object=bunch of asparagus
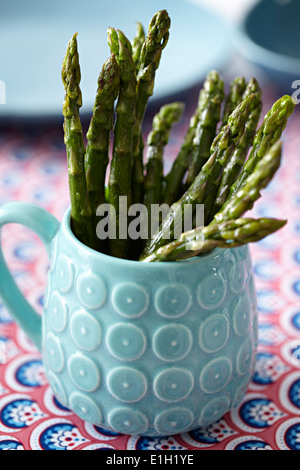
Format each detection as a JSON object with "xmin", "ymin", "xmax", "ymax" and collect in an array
[{"xmin": 61, "ymin": 10, "xmax": 295, "ymax": 262}]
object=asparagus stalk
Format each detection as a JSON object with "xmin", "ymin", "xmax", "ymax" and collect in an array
[
  {"xmin": 185, "ymin": 71, "xmax": 224, "ymax": 187},
  {"xmin": 140, "ymin": 94, "xmax": 254, "ymax": 258},
  {"xmin": 131, "ymin": 22, "xmax": 145, "ymax": 73},
  {"xmin": 211, "ymin": 79, "xmax": 262, "ymax": 217},
  {"xmin": 132, "ymin": 10, "xmax": 171, "ymax": 204},
  {"xmin": 163, "ymin": 94, "xmax": 203, "ymax": 206},
  {"xmin": 85, "ymin": 55, "xmax": 120, "ymax": 217},
  {"xmin": 144, "ymin": 102, "xmax": 184, "ymax": 229},
  {"xmin": 107, "ymin": 27, "xmax": 137, "ymax": 258},
  {"xmin": 214, "ymin": 140, "xmax": 282, "ymax": 224},
  {"xmin": 222, "ymin": 76, "xmax": 246, "ymax": 126},
  {"xmin": 202, "ymin": 189, "xmax": 219, "ymax": 225},
  {"xmin": 142, "ymin": 217, "xmax": 286, "ymax": 262},
  {"xmin": 61, "ymin": 33, "xmax": 95, "ymax": 248},
  {"xmin": 229, "ymin": 94, "xmax": 295, "ymax": 197}
]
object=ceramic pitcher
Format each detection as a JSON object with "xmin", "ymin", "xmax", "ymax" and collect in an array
[{"xmin": 0, "ymin": 201, "xmax": 258, "ymax": 436}]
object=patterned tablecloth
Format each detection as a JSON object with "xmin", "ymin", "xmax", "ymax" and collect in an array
[{"xmin": 0, "ymin": 82, "xmax": 299, "ymax": 451}]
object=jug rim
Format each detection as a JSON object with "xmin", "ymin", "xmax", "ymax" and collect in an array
[{"xmin": 61, "ymin": 206, "xmax": 247, "ymax": 268}]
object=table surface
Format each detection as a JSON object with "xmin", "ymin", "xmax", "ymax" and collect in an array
[{"xmin": 0, "ymin": 78, "xmax": 299, "ymax": 450}]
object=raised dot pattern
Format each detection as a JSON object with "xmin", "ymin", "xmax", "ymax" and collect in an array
[
  {"xmin": 106, "ymin": 323, "xmax": 146, "ymax": 361},
  {"xmin": 43, "ymin": 246, "xmax": 257, "ymax": 436}
]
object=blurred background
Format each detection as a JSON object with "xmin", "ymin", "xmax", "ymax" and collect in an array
[
  {"xmin": 0, "ymin": 0, "xmax": 300, "ymax": 451},
  {"xmin": 0, "ymin": 0, "xmax": 299, "ymax": 123}
]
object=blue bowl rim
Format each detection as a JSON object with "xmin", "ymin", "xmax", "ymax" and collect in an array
[{"xmin": 230, "ymin": 0, "xmax": 300, "ymax": 75}]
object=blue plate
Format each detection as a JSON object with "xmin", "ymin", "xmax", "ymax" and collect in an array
[
  {"xmin": 232, "ymin": 0, "xmax": 300, "ymax": 93},
  {"xmin": 0, "ymin": 0, "xmax": 229, "ymax": 118}
]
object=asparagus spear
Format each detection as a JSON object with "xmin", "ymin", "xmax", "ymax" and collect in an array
[
  {"xmin": 202, "ymin": 189, "xmax": 219, "ymax": 225},
  {"xmin": 131, "ymin": 22, "xmax": 145, "ymax": 73},
  {"xmin": 242, "ymin": 76, "xmax": 262, "ymax": 100},
  {"xmin": 185, "ymin": 71, "xmax": 224, "ymax": 187},
  {"xmin": 61, "ymin": 33, "xmax": 95, "ymax": 248},
  {"xmin": 163, "ymin": 95, "xmax": 203, "ymax": 206},
  {"xmin": 144, "ymin": 102, "xmax": 184, "ymax": 228},
  {"xmin": 142, "ymin": 217, "xmax": 286, "ymax": 262},
  {"xmin": 211, "ymin": 79, "xmax": 262, "ymax": 217},
  {"xmin": 214, "ymin": 140, "xmax": 282, "ymax": 224},
  {"xmin": 132, "ymin": 10, "xmax": 171, "ymax": 204},
  {"xmin": 229, "ymin": 94, "xmax": 295, "ymax": 197},
  {"xmin": 162, "ymin": 77, "xmax": 259, "ymax": 207},
  {"xmin": 222, "ymin": 76, "xmax": 246, "ymax": 126},
  {"xmin": 140, "ymin": 94, "xmax": 254, "ymax": 258},
  {"xmin": 107, "ymin": 27, "xmax": 137, "ymax": 258},
  {"xmin": 85, "ymin": 55, "xmax": 120, "ymax": 217}
]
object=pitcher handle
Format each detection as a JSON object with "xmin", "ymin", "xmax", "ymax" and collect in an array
[{"xmin": 0, "ymin": 202, "xmax": 60, "ymax": 350}]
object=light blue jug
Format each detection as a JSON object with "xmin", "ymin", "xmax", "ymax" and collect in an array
[{"xmin": 0, "ymin": 201, "xmax": 257, "ymax": 436}]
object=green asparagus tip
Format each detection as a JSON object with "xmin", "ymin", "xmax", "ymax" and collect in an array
[
  {"xmin": 135, "ymin": 21, "xmax": 144, "ymax": 32},
  {"xmin": 279, "ymin": 95, "xmax": 296, "ymax": 115},
  {"xmin": 158, "ymin": 101, "xmax": 185, "ymax": 123},
  {"xmin": 149, "ymin": 10, "xmax": 171, "ymax": 44},
  {"xmin": 137, "ymin": 10, "xmax": 170, "ymax": 73},
  {"xmin": 62, "ymin": 32, "xmax": 83, "ymax": 118},
  {"xmin": 107, "ymin": 28, "xmax": 131, "ymax": 55},
  {"xmin": 147, "ymin": 101, "xmax": 185, "ymax": 148},
  {"xmin": 263, "ymin": 94, "xmax": 295, "ymax": 134},
  {"xmin": 107, "ymin": 27, "xmax": 135, "ymax": 71},
  {"xmin": 275, "ymin": 218, "xmax": 287, "ymax": 229},
  {"xmin": 62, "ymin": 33, "xmax": 80, "ymax": 89},
  {"xmin": 107, "ymin": 27, "xmax": 118, "ymax": 52},
  {"xmin": 132, "ymin": 22, "xmax": 146, "ymax": 67},
  {"xmin": 133, "ymin": 21, "xmax": 145, "ymax": 46},
  {"xmin": 243, "ymin": 77, "xmax": 262, "ymax": 98}
]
